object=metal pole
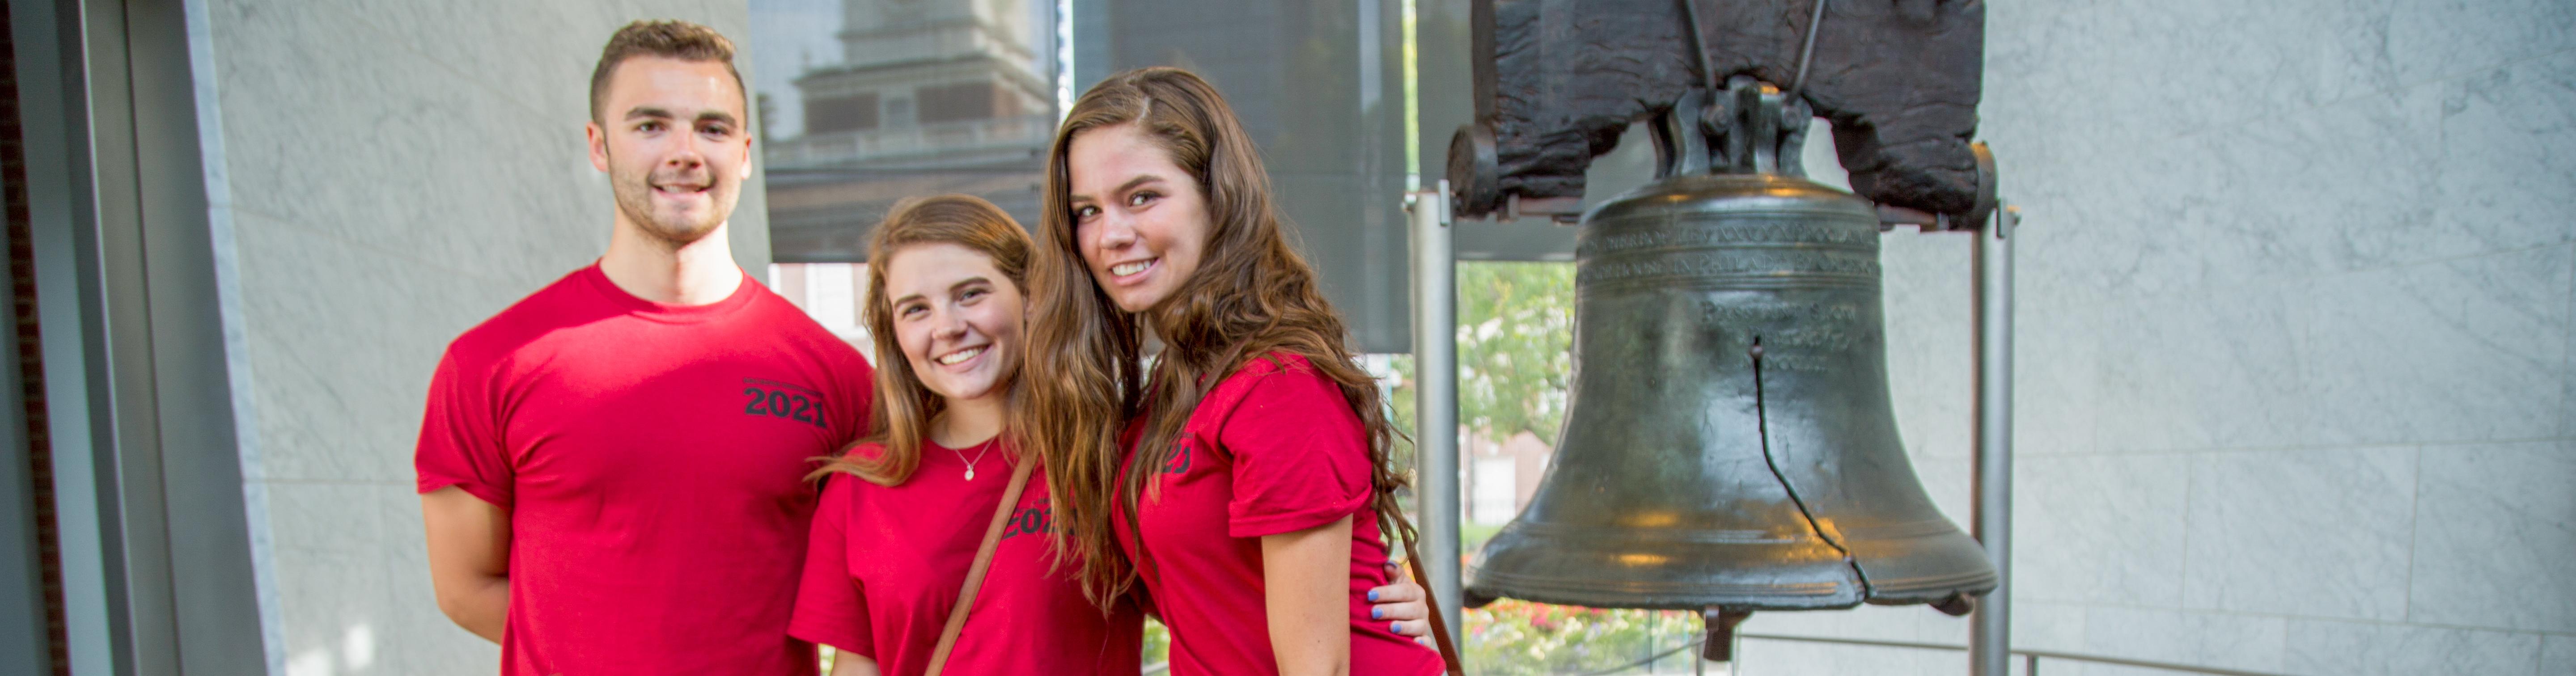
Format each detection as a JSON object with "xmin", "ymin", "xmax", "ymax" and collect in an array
[
  {"xmin": 1968, "ymin": 205, "xmax": 2018, "ymax": 676},
  {"xmin": 1407, "ymin": 183, "xmax": 1464, "ymax": 647}
]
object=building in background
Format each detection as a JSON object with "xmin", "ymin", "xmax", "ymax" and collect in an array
[
  {"xmin": 771, "ymin": 263, "xmax": 873, "ymax": 352},
  {"xmin": 1464, "ymin": 431, "xmax": 1551, "ymax": 527},
  {"xmin": 763, "ymin": 0, "xmax": 1058, "ymax": 263}
]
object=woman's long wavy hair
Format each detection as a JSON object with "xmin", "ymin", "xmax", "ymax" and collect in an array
[
  {"xmin": 1018, "ymin": 67, "xmax": 1415, "ymax": 608},
  {"xmin": 811, "ymin": 194, "xmax": 1033, "ymax": 487}
]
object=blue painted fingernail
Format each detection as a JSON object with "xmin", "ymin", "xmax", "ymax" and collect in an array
[
  {"xmin": 1372, "ymin": 608, "xmax": 1384, "ymax": 619},
  {"xmin": 1367, "ymin": 590, "xmax": 1380, "ymax": 602},
  {"xmin": 1390, "ymin": 621, "xmax": 1403, "ymax": 633}
]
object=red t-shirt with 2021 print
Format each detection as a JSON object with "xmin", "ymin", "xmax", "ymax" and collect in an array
[
  {"xmin": 414, "ymin": 263, "xmax": 874, "ymax": 676},
  {"xmin": 1113, "ymin": 353, "xmax": 1444, "ymax": 676},
  {"xmin": 791, "ymin": 438, "xmax": 1145, "ymax": 675}
]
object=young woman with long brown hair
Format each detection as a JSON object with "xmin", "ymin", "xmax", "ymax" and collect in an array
[
  {"xmin": 790, "ymin": 194, "xmax": 1430, "ymax": 676},
  {"xmin": 1017, "ymin": 68, "xmax": 1446, "ymax": 676}
]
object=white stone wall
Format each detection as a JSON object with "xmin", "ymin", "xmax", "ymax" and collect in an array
[
  {"xmin": 190, "ymin": 1, "xmax": 770, "ymax": 673},
  {"xmin": 1739, "ymin": 1, "xmax": 2576, "ymax": 675}
]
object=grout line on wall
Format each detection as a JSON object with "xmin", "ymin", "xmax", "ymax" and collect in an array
[
  {"xmin": 2402, "ymin": 445, "xmax": 2423, "ymax": 625},
  {"xmin": 2177, "ymin": 455, "xmax": 2195, "ymax": 617},
  {"xmin": 255, "ymin": 478, "xmax": 413, "ymax": 487},
  {"xmin": 2018, "ymin": 436, "xmax": 2573, "ymax": 459},
  {"xmin": 2560, "ymin": 242, "xmax": 2574, "ymax": 444},
  {"xmin": 2309, "ymin": 240, "xmax": 2576, "ymax": 279},
  {"xmin": 2007, "ymin": 596, "xmax": 2571, "ymax": 637}
]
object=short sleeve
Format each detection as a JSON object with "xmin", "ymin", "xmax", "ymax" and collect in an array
[
  {"xmin": 829, "ymin": 345, "xmax": 877, "ymax": 450},
  {"xmin": 1216, "ymin": 363, "xmax": 1376, "ymax": 538},
  {"xmin": 788, "ymin": 477, "xmax": 876, "ymax": 657},
  {"xmin": 412, "ymin": 350, "xmax": 515, "ymax": 508}
]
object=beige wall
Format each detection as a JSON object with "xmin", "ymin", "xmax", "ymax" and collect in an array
[{"xmin": 193, "ymin": 1, "xmax": 769, "ymax": 673}]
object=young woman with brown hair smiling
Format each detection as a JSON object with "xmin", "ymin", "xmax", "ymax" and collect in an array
[
  {"xmin": 1017, "ymin": 68, "xmax": 1447, "ymax": 676},
  {"xmin": 791, "ymin": 194, "xmax": 1430, "ymax": 676}
]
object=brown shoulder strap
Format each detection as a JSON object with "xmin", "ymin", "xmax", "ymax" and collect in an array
[
  {"xmin": 1388, "ymin": 511, "xmax": 1467, "ymax": 676},
  {"xmin": 924, "ymin": 455, "xmax": 1037, "ymax": 676}
]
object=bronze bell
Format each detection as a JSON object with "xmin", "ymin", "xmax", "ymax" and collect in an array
[{"xmin": 1462, "ymin": 77, "xmax": 1996, "ymax": 614}]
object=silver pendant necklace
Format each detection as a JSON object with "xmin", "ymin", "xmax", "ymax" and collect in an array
[{"xmin": 953, "ymin": 440, "xmax": 996, "ymax": 481}]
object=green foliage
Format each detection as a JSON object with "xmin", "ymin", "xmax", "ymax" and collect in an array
[
  {"xmin": 1466, "ymin": 601, "xmax": 1706, "ymax": 675},
  {"xmin": 1143, "ymin": 617, "xmax": 1171, "ymax": 667},
  {"xmin": 1455, "ymin": 262, "xmax": 1576, "ymax": 445}
]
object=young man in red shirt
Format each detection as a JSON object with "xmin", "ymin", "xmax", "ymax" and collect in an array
[{"xmin": 414, "ymin": 21, "xmax": 874, "ymax": 675}]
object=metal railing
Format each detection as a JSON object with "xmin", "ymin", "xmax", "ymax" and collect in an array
[
  {"xmin": 1737, "ymin": 633, "xmax": 2292, "ymax": 676},
  {"xmin": 1151, "ymin": 631, "xmax": 2292, "ymax": 676},
  {"xmin": 1564, "ymin": 632, "xmax": 2292, "ymax": 676},
  {"xmin": 1153, "ymin": 630, "xmax": 2291, "ymax": 676}
]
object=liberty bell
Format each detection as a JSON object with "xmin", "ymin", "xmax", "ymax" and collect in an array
[{"xmin": 1461, "ymin": 77, "xmax": 1996, "ymax": 618}]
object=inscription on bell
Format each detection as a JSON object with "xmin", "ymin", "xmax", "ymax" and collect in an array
[
  {"xmin": 1578, "ymin": 250, "xmax": 1882, "ymax": 286},
  {"xmin": 1685, "ymin": 300, "xmax": 1869, "ymax": 372},
  {"xmin": 1578, "ymin": 221, "xmax": 1877, "ymax": 258}
]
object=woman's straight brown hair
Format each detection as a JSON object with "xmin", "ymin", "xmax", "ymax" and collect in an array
[
  {"xmin": 811, "ymin": 194, "xmax": 1034, "ymax": 487},
  {"xmin": 1018, "ymin": 67, "xmax": 1416, "ymax": 609}
]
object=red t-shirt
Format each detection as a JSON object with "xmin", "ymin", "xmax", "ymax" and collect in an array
[
  {"xmin": 415, "ymin": 264, "xmax": 874, "ymax": 676},
  {"xmin": 1112, "ymin": 353, "xmax": 1444, "ymax": 676},
  {"xmin": 791, "ymin": 438, "xmax": 1144, "ymax": 676}
]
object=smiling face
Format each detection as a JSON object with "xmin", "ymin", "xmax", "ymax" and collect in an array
[
  {"xmin": 1066, "ymin": 123, "xmax": 1212, "ymax": 314},
  {"xmin": 587, "ymin": 55, "xmax": 752, "ymax": 246},
  {"xmin": 883, "ymin": 243, "xmax": 1025, "ymax": 405}
]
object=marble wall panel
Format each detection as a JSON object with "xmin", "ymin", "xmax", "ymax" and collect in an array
[
  {"xmin": 1982, "ymin": 0, "xmax": 2400, "ymax": 150},
  {"xmin": 2407, "ymin": 440, "xmax": 2576, "ymax": 634},
  {"xmin": 2010, "ymin": 600, "xmax": 2090, "ymax": 655},
  {"xmin": 1879, "ymin": 232, "xmax": 1975, "ymax": 462},
  {"xmin": 265, "ymin": 483, "xmax": 397, "ymax": 676},
  {"xmin": 1771, "ymin": 0, "xmax": 2576, "ymax": 672},
  {"xmin": 1732, "ymin": 639, "xmax": 1962, "ymax": 676},
  {"xmin": 2337, "ymin": 52, "xmax": 2576, "ymax": 272},
  {"xmin": 2385, "ymin": 0, "xmax": 2576, "ymax": 87},
  {"xmin": 2281, "ymin": 618, "xmax": 2541, "ymax": 676},
  {"xmin": 2011, "ymin": 455, "xmax": 2190, "ymax": 607},
  {"xmin": 2078, "ymin": 607, "xmax": 2286, "ymax": 676},
  {"xmin": 2542, "ymin": 634, "xmax": 2576, "ymax": 675},
  {"xmin": 209, "ymin": 0, "xmax": 609, "ymax": 291},
  {"xmin": 264, "ymin": 482, "xmax": 391, "ymax": 561},
  {"xmin": 2078, "ymin": 279, "xmax": 2312, "ymax": 453},
  {"xmin": 317, "ymin": 0, "xmax": 752, "ymax": 120},
  {"xmin": 2102, "ymin": 80, "xmax": 2439, "ymax": 287},
  {"xmin": 1996, "ymin": 262, "xmax": 2108, "ymax": 460},
  {"xmin": 232, "ymin": 213, "xmax": 539, "ymax": 484},
  {"xmin": 2181, "ymin": 447, "xmax": 2417, "ymax": 621},
  {"xmin": 2289, "ymin": 245, "xmax": 2571, "ymax": 448},
  {"xmin": 210, "ymin": 0, "xmax": 770, "ymax": 292},
  {"xmin": 370, "ymin": 485, "xmax": 496, "ymax": 673}
]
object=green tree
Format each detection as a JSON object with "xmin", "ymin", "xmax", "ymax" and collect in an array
[
  {"xmin": 1385, "ymin": 262, "xmax": 1575, "ymax": 453},
  {"xmin": 1455, "ymin": 262, "xmax": 1576, "ymax": 446}
]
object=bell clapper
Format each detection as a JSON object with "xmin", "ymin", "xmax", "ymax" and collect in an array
[{"xmin": 1699, "ymin": 607, "xmax": 1752, "ymax": 674}]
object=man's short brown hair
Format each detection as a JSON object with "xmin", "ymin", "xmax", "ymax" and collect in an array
[{"xmin": 589, "ymin": 20, "xmax": 747, "ymax": 123}]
